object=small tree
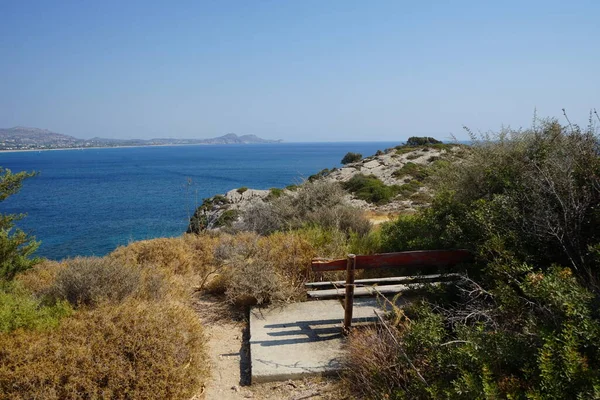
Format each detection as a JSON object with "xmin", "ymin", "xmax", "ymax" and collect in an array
[
  {"xmin": 341, "ymin": 152, "xmax": 362, "ymax": 164},
  {"xmin": 406, "ymin": 136, "xmax": 442, "ymax": 146},
  {"xmin": 0, "ymin": 168, "xmax": 39, "ymax": 281}
]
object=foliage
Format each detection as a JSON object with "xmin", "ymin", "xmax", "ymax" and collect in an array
[
  {"xmin": 267, "ymin": 187, "xmax": 284, "ymax": 199},
  {"xmin": 392, "ymin": 162, "xmax": 429, "ymax": 181},
  {"xmin": 308, "ymin": 168, "xmax": 331, "ymax": 182},
  {"xmin": 0, "ymin": 283, "xmax": 71, "ymax": 333},
  {"xmin": 342, "ymin": 174, "xmax": 400, "ymax": 204},
  {"xmin": 0, "ymin": 300, "xmax": 209, "ymax": 400},
  {"xmin": 406, "ymin": 136, "xmax": 442, "ymax": 146},
  {"xmin": 216, "ymin": 209, "xmax": 239, "ymax": 227},
  {"xmin": 236, "ymin": 186, "xmax": 248, "ymax": 194},
  {"xmin": 341, "ymin": 151, "xmax": 363, "ymax": 164},
  {"xmin": 0, "ymin": 168, "xmax": 39, "ymax": 281},
  {"xmin": 241, "ymin": 180, "xmax": 372, "ymax": 236},
  {"xmin": 187, "ymin": 195, "xmax": 230, "ymax": 233},
  {"xmin": 346, "ymin": 117, "xmax": 600, "ymax": 398}
]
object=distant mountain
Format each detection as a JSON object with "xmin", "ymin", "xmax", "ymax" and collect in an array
[
  {"xmin": 0, "ymin": 127, "xmax": 281, "ymax": 150},
  {"xmin": 199, "ymin": 133, "xmax": 282, "ymax": 144},
  {"xmin": 0, "ymin": 126, "xmax": 80, "ymax": 148}
]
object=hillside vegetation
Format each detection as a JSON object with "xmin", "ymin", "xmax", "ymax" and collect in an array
[
  {"xmin": 2, "ymin": 123, "xmax": 598, "ymax": 398},
  {"xmin": 344, "ymin": 119, "xmax": 600, "ymax": 399},
  {"xmin": 187, "ymin": 140, "xmax": 470, "ymax": 233}
]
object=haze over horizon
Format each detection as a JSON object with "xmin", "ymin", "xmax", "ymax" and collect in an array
[{"xmin": 1, "ymin": 1, "xmax": 598, "ymax": 142}]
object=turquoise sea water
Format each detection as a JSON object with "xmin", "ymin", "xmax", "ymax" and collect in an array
[{"xmin": 0, "ymin": 142, "xmax": 398, "ymax": 260}]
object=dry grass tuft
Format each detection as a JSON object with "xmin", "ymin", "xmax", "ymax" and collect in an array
[
  {"xmin": 0, "ymin": 300, "xmax": 209, "ymax": 400},
  {"xmin": 343, "ymin": 324, "xmax": 409, "ymax": 399}
]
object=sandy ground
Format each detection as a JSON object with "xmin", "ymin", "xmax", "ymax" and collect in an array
[{"xmin": 192, "ymin": 295, "xmax": 349, "ymax": 400}]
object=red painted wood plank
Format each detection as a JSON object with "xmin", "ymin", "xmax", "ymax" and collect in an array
[{"xmin": 311, "ymin": 250, "xmax": 473, "ymax": 272}]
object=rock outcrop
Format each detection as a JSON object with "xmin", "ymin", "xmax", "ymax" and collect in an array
[{"xmin": 187, "ymin": 143, "xmax": 469, "ymax": 232}]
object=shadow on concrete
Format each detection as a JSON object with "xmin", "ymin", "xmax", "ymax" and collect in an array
[{"xmin": 253, "ymin": 319, "xmax": 344, "ymax": 347}]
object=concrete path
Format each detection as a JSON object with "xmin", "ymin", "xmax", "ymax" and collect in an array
[{"xmin": 249, "ymin": 297, "xmax": 407, "ymax": 383}]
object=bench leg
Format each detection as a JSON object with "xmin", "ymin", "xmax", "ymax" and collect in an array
[{"xmin": 343, "ymin": 254, "xmax": 356, "ymax": 335}]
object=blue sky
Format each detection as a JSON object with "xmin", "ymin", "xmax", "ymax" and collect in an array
[{"xmin": 1, "ymin": 1, "xmax": 598, "ymax": 141}]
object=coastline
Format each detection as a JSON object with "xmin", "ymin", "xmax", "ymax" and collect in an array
[{"xmin": 0, "ymin": 142, "xmax": 284, "ymax": 153}]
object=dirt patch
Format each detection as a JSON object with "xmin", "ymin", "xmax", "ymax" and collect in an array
[{"xmin": 192, "ymin": 295, "xmax": 349, "ymax": 400}]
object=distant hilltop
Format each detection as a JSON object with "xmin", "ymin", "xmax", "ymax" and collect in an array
[{"xmin": 0, "ymin": 127, "xmax": 282, "ymax": 151}]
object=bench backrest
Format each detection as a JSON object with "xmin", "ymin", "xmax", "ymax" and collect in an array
[{"xmin": 311, "ymin": 249, "xmax": 473, "ymax": 272}]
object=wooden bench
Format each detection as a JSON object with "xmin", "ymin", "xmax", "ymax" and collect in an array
[{"xmin": 307, "ymin": 250, "xmax": 473, "ymax": 333}]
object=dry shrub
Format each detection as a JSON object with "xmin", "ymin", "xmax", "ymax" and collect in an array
[
  {"xmin": 209, "ymin": 231, "xmax": 319, "ymax": 306},
  {"xmin": 110, "ymin": 235, "xmax": 219, "ymax": 276},
  {"xmin": 225, "ymin": 259, "xmax": 283, "ymax": 307},
  {"xmin": 49, "ymin": 257, "xmax": 141, "ymax": 308},
  {"xmin": 240, "ymin": 180, "xmax": 372, "ymax": 236},
  {"xmin": 0, "ymin": 300, "xmax": 209, "ymax": 400},
  {"xmin": 109, "ymin": 235, "xmax": 221, "ymax": 301},
  {"xmin": 343, "ymin": 325, "xmax": 408, "ymax": 399},
  {"xmin": 259, "ymin": 231, "xmax": 316, "ymax": 288},
  {"xmin": 16, "ymin": 259, "xmax": 67, "ymax": 296}
]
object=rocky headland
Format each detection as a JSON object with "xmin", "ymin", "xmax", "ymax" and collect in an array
[{"xmin": 188, "ymin": 142, "xmax": 469, "ymax": 232}]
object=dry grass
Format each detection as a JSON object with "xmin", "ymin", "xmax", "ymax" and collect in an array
[
  {"xmin": 110, "ymin": 234, "xmax": 219, "ymax": 276},
  {"xmin": 0, "ymin": 300, "xmax": 209, "ymax": 400},
  {"xmin": 343, "ymin": 324, "xmax": 409, "ymax": 399}
]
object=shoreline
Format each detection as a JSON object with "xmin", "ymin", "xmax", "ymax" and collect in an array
[{"xmin": 0, "ymin": 142, "xmax": 285, "ymax": 153}]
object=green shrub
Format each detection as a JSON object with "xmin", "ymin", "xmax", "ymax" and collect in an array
[
  {"xmin": 187, "ymin": 195, "xmax": 231, "ymax": 233},
  {"xmin": 0, "ymin": 168, "xmax": 39, "ymax": 281},
  {"xmin": 267, "ymin": 187, "xmax": 284, "ymax": 199},
  {"xmin": 343, "ymin": 174, "xmax": 399, "ymax": 204},
  {"xmin": 341, "ymin": 152, "xmax": 362, "ymax": 164},
  {"xmin": 397, "ymin": 180, "xmax": 422, "ymax": 197},
  {"xmin": 308, "ymin": 168, "xmax": 331, "ymax": 182},
  {"xmin": 0, "ymin": 283, "xmax": 71, "ymax": 333},
  {"xmin": 236, "ymin": 186, "xmax": 248, "ymax": 194},
  {"xmin": 406, "ymin": 136, "xmax": 442, "ymax": 146},
  {"xmin": 215, "ymin": 209, "xmax": 239, "ymax": 227},
  {"xmin": 392, "ymin": 162, "xmax": 429, "ymax": 181},
  {"xmin": 346, "ymin": 116, "xmax": 600, "ymax": 399}
]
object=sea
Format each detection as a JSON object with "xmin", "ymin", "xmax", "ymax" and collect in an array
[{"xmin": 0, "ymin": 142, "xmax": 399, "ymax": 260}]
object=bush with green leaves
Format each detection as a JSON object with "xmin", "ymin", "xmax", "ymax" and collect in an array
[
  {"xmin": 346, "ymin": 117, "xmax": 600, "ymax": 398},
  {"xmin": 341, "ymin": 152, "xmax": 362, "ymax": 164},
  {"xmin": 342, "ymin": 174, "xmax": 400, "ymax": 204},
  {"xmin": 0, "ymin": 283, "xmax": 71, "ymax": 333},
  {"xmin": 0, "ymin": 168, "xmax": 39, "ymax": 281},
  {"xmin": 406, "ymin": 136, "xmax": 442, "ymax": 146},
  {"xmin": 187, "ymin": 195, "xmax": 232, "ymax": 233}
]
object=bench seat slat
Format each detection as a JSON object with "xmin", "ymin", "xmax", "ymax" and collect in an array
[
  {"xmin": 305, "ymin": 273, "xmax": 462, "ymax": 289},
  {"xmin": 307, "ymin": 282, "xmax": 441, "ymax": 299}
]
